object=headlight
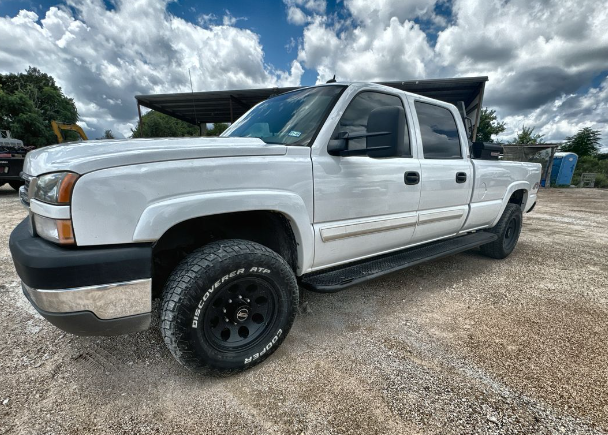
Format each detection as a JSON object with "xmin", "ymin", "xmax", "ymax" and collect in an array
[
  {"xmin": 31, "ymin": 171, "xmax": 79, "ymax": 245},
  {"xmin": 33, "ymin": 172, "xmax": 79, "ymax": 205}
]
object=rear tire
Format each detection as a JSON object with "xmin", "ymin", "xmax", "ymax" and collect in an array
[
  {"xmin": 480, "ymin": 203, "xmax": 522, "ymax": 259},
  {"xmin": 161, "ymin": 239, "xmax": 298, "ymax": 375},
  {"xmin": 9, "ymin": 181, "xmax": 23, "ymax": 191}
]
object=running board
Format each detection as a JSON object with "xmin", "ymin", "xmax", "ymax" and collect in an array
[{"xmin": 300, "ymin": 232, "xmax": 497, "ymax": 293}]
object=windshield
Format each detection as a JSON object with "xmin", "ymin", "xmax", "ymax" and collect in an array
[{"xmin": 221, "ymin": 86, "xmax": 345, "ymax": 146}]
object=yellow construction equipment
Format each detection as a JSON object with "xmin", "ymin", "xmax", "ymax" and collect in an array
[{"xmin": 51, "ymin": 121, "xmax": 88, "ymax": 143}]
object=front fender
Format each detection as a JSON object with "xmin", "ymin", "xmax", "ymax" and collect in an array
[
  {"xmin": 491, "ymin": 181, "xmax": 530, "ymax": 227},
  {"xmin": 132, "ymin": 190, "xmax": 314, "ymax": 274}
]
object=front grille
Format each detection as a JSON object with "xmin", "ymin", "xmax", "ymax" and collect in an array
[{"xmin": 20, "ymin": 172, "xmax": 33, "ymax": 208}]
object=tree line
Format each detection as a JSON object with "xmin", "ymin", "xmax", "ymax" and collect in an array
[
  {"xmin": 131, "ymin": 111, "xmax": 228, "ymax": 138},
  {"xmin": 0, "ymin": 67, "xmax": 227, "ymax": 146},
  {"xmin": 0, "ymin": 67, "xmax": 79, "ymax": 146}
]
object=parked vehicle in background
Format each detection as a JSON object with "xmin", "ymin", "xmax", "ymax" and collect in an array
[
  {"xmin": 9, "ymin": 82, "xmax": 541, "ymax": 374},
  {"xmin": 0, "ymin": 130, "xmax": 28, "ymax": 191}
]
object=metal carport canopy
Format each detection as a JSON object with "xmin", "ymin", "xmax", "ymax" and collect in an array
[{"xmin": 135, "ymin": 76, "xmax": 488, "ymax": 137}]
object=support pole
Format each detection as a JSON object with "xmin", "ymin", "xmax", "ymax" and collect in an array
[
  {"xmin": 544, "ymin": 146, "xmax": 557, "ymax": 188},
  {"xmin": 199, "ymin": 123, "xmax": 207, "ymax": 136},
  {"xmin": 137, "ymin": 102, "xmax": 144, "ymax": 137},
  {"xmin": 229, "ymin": 97, "xmax": 234, "ymax": 123}
]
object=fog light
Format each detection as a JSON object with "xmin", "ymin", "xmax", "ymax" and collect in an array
[{"xmin": 33, "ymin": 214, "xmax": 75, "ymax": 245}]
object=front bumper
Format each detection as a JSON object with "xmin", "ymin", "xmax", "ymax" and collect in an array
[{"xmin": 9, "ymin": 218, "xmax": 153, "ymax": 335}]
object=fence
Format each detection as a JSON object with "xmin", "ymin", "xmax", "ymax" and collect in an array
[{"xmin": 500, "ymin": 143, "xmax": 560, "ymax": 187}]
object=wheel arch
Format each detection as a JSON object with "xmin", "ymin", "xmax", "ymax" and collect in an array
[
  {"xmin": 133, "ymin": 191, "xmax": 313, "ymax": 296},
  {"xmin": 490, "ymin": 182, "xmax": 529, "ymax": 227}
]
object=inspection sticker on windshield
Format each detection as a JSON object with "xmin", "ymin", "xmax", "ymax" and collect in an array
[{"xmin": 288, "ymin": 131, "xmax": 302, "ymax": 137}]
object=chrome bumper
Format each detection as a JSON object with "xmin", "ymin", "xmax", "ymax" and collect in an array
[{"xmin": 22, "ymin": 278, "xmax": 152, "ymax": 320}]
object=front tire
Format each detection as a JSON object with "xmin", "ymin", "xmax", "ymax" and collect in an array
[
  {"xmin": 480, "ymin": 203, "xmax": 523, "ymax": 259},
  {"xmin": 161, "ymin": 239, "xmax": 298, "ymax": 375}
]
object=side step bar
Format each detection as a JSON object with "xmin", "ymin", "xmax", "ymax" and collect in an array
[{"xmin": 300, "ymin": 232, "xmax": 498, "ymax": 293}]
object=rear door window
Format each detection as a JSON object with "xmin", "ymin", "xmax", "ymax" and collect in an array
[{"xmin": 415, "ymin": 101, "xmax": 462, "ymax": 159}]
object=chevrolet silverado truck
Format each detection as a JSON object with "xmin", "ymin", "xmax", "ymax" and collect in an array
[{"xmin": 10, "ymin": 83, "xmax": 541, "ymax": 374}]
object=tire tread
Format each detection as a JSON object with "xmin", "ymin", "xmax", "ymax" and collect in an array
[
  {"xmin": 480, "ymin": 203, "xmax": 522, "ymax": 259},
  {"xmin": 161, "ymin": 239, "xmax": 298, "ymax": 375}
]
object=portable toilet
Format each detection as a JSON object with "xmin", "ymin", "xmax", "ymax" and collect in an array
[{"xmin": 550, "ymin": 152, "xmax": 578, "ymax": 186}]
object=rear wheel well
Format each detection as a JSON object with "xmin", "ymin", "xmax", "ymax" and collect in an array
[
  {"xmin": 508, "ymin": 189, "xmax": 527, "ymax": 209},
  {"xmin": 151, "ymin": 211, "xmax": 298, "ymax": 298}
]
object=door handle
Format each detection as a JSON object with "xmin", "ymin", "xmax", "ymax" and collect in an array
[
  {"xmin": 456, "ymin": 172, "xmax": 467, "ymax": 183},
  {"xmin": 404, "ymin": 171, "xmax": 420, "ymax": 185}
]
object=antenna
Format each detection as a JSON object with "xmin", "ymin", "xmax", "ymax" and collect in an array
[
  {"xmin": 188, "ymin": 68, "xmax": 199, "ymax": 126},
  {"xmin": 326, "ymin": 74, "xmax": 336, "ymax": 84}
]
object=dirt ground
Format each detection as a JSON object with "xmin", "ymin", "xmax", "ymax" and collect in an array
[{"xmin": 1, "ymin": 185, "xmax": 607, "ymax": 435}]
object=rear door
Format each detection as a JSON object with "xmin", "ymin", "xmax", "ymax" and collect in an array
[
  {"xmin": 311, "ymin": 88, "xmax": 421, "ymax": 269},
  {"xmin": 409, "ymin": 99, "xmax": 473, "ymax": 243}
]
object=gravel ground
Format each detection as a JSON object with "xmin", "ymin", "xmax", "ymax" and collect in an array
[{"xmin": 1, "ymin": 185, "xmax": 607, "ymax": 434}]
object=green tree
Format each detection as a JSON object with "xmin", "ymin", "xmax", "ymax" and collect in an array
[
  {"xmin": 571, "ymin": 155, "xmax": 608, "ymax": 188},
  {"xmin": 511, "ymin": 125, "xmax": 544, "ymax": 144},
  {"xmin": 131, "ymin": 110, "xmax": 200, "ymax": 138},
  {"xmin": 476, "ymin": 108, "xmax": 505, "ymax": 142},
  {"xmin": 206, "ymin": 123, "xmax": 229, "ymax": 136},
  {"xmin": 131, "ymin": 111, "xmax": 230, "ymax": 138},
  {"xmin": 97, "ymin": 129, "xmax": 115, "ymax": 140},
  {"xmin": 0, "ymin": 67, "xmax": 78, "ymax": 147},
  {"xmin": 560, "ymin": 127, "xmax": 601, "ymax": 157}
]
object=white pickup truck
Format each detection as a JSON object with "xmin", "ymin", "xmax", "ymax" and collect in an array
[{"xmin": 10, "ymin": 82, "xmax": 541, "ymax": 374}]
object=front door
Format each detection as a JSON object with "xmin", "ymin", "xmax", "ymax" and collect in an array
[{"xmin": 311, "ymin": 90, "xmax": 421, "ymax": 270}]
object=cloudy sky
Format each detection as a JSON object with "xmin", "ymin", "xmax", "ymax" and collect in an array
[{"xmin": 0, "ymin": 0, "xmax": 606, "ymax": 147}]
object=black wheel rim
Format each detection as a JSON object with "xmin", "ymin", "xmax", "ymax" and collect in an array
[
  {"xmin": 503, "ymin": 217, "xmax": 519, "ymax": 251},
  {"xmin": 200, "ymin": 277, "xmax": 278, "ymax": 352}
]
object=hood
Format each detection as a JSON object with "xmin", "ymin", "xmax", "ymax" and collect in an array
[{"xmin": 23, "ymin": 137, "xmax": 287, "ymax": 176}]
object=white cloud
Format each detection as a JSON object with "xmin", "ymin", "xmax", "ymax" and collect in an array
[
  {"xmin": 222, "ymin": 10, "xmax": 247, "ymax": 26},
  {"xmin": 346, "ymin": 0, "xmax": 438, "ymax": 24},
  {"xmin": 296, "ymin": 13, "xmax": 434, "ymax": 83},
  {"xmin": 283, "ymin": 0, "xmax": 327, "ymax": 25},
  {"xmin": 287, "ymin": 0, "xmax": 440, "ymax": 83},
  {"xmin": 197, "ymin": 13, "xmax": 217, "ymax": 27},
  {"xmin": 433, "ymin": 0, "xmax": 608, "ymax": 146},
  {"xmin": 0, "ymin": 0, "xmax": 301, "ymax": 138},
  {"xmin": 501, "ymin": 77, "xmax": 608, "ymax": 146},
  {"xmin": 285, "ymin": 37, "xmax": 297, "ymax": 53},
  {"xmin": 291, "ymin": 0, "xmax": 608, "ymax": 145},
  {"xmin": 287, "ymin": 6, "xmax": 309, "ymax": 25}
]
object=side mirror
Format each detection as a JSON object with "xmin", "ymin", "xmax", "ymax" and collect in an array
[
  {"xmin": 366, "ymin": 106, "xmax": 404, "ymax": 158},
  {"xmin": 327, "ymin": 132, "xmax": 349, "ymax": 155},
  {"xmin": 327, "ymin": 106, "xmax": 404, "ymax": 157}
]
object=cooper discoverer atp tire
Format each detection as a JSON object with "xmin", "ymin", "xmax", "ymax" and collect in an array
[
  {"xmin": 161, "ymin": 239, "xmax": 298, "ymax": 375},
  {"xmin": 480, "ymin": 203, "xmax": 522, "ymax": 259}
]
